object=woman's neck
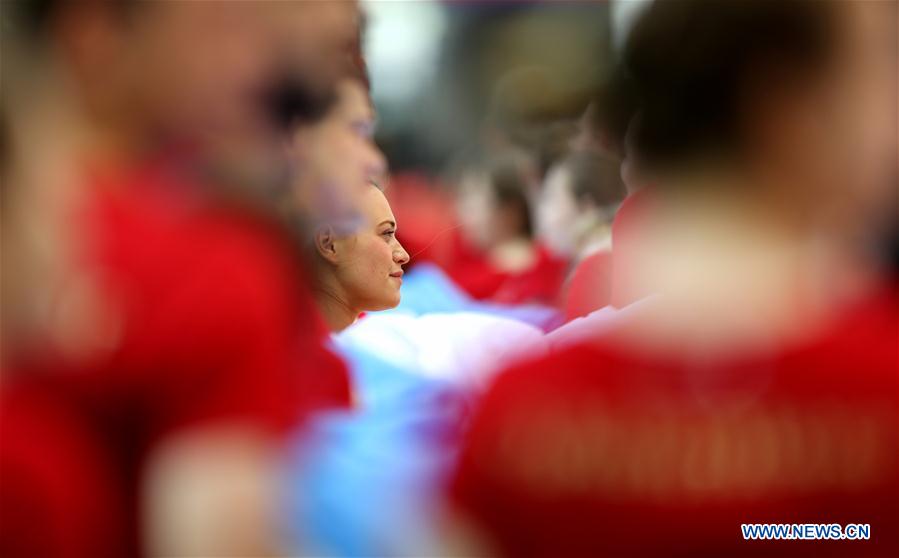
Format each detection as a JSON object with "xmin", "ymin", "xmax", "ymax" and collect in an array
[{"xmin": 314, "ymin": 284, "xmax": 359, "ymax": 333}]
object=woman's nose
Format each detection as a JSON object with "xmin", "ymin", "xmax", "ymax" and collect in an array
[{"xmin": 393, "ymin": 242, "xmax": 410, "ymax": 266}]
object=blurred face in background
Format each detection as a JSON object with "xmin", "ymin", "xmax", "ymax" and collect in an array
[
  {"xmin": 536, "ymin": 163, "xmax": 580, "ymax": 256},
  {"xmin": 457, "ymin": 170, "xmax": 495, "ymax": 250},
  {"xmin": 292, "ymin": 79, "xmax": 387, "ymax": 228},
  {"xmin": 458, "ymin": 176, "xmax": 528, "ymax": 250},
  {"xmin": 457, "ymin": 154, "xmax": 537, "ymax": 251},
  {"xmin": 537, "ymin": 151, "xmax": 625, "ymax": 257}
]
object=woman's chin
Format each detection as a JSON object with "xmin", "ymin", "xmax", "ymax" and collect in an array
[{"xmin": 365, "ymin": 293, "xmax": 401, "ymax": 312}]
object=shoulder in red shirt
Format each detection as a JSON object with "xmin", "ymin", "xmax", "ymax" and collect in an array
[
  {"xmin": 2, "ymin": 162, "xmax": 351, "ymax": 556},
  {"xmin": 451, "ymin": 286, "xmax": 898, "ymax": 557}
]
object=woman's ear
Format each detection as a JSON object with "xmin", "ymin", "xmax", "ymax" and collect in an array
[{"xmin": 314, "ymin": 225, "xmax": 340, "ymax": 264}]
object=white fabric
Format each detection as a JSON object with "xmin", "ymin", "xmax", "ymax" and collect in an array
[
  {"xmin": 546, "ymin": 295, "xmax": 660, "ymax": 352},
  {"xmin": 335, "ymin": 311, "xmax": 549, "ymax": 386}
]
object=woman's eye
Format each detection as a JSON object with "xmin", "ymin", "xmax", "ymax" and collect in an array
[{"xmin": 382, "ymin": 230, "xmax": 395, "ymax": 239}]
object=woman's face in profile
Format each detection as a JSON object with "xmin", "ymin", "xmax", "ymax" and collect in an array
[{"xmin": 332, "ymin": 185, "xmax": 410, "ymax": 312}]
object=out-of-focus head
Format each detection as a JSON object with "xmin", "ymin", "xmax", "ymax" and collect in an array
[
  {"xmin": 289, "ymin": 3, "xmax": 381, "ymax": 226},
  {"xmin": 536, "ymin": 151, "xmax": 626, "ymax": 257},
  {"xmin": 291, "ymin": 78, "xmax": 386, "ymax": 228},
  {"xmin": 458, "ymin": 151, "xmax": 537, "ymax": 250},
  {"xmin": 4, "ymin": 0, "xmax": 358, "ymax": 145},
  {"xmin": 605, "ymin": 0, "xmax": 896, "ymax": 228},
  {"xmin": 0, "ymin": 0, "xmax": 362, "ymax": 357},
  {"xmin": 265, "ymin": 0, "xmax": 362, "ymax": 132},
  {"xmin": 313, "ymin": 184, "xmax": 409, "ymax": 312}
]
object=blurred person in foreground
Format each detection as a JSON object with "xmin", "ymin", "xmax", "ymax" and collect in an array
[
  {"xmin": 448, "ymin": 0, "xmax": 898, "ymax": 556},
  {"xmin": 0, "ymin": 1, "xmax": 359, "ymax": 556}
]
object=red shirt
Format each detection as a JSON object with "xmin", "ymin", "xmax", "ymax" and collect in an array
[
  {"xmin": 563, "ymin": 249, "xmax": 613, "ymax": 320},
  {"xmin": 1, "ymin": 163, "xmax": 351, "ymax": 557},
  {"xmin": 386, "ymin": 173, "xmax": 458, "ymax": 270},
  {"xmin": 610, "ymin": 189, "xmax": 656, "ymax": 308},
  {"xmin": 448, "ymin": 240, "xmax": 568, "ymax": 306},
  {"xmin": 0, "ymin": 384, "xmax": 123, "ymax": 558},
  {"xmin": 450, "ymin": 286, "xmax": 898, "ymax": 557}
]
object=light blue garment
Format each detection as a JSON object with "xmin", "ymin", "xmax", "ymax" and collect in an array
[
  {"xmin": 386, "ymin": 262, "xmax": 564, "ymax": 332},
  {"xmin": 282, "ymin": 344, "xmax": 471, "ymax": 557}
]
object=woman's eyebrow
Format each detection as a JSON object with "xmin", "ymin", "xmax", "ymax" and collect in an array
[{"xmin": 379, "ymin": 220, "xmax": 396, "ymax": 228}]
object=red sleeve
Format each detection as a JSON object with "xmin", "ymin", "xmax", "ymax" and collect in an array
[
  {"xmin": 563, "ymin": 249, "xmax": 613, "ymax": 319},
  {"xmin": 490, "ymin": 245, "xmax": 568, "ymax": 306},
  {"xmin": 2, "ymin": 172, "xmax": 353, "ymax": 558},
  {"xmin": 449, "ymin": 348, "xmax": 617, "ymax": 557},
  {"xmin": 77, "ymin": 186, "xmax": 351, "ymax": 441}
]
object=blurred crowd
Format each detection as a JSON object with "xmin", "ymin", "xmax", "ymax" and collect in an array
[{"xmin": 0, "ymin": 0, "xmax": 896, "ymax": 557}]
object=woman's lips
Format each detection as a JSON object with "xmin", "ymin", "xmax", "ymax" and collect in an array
[{"xmin": 389, "ymin": 270, "xmax": 404, "ymax": 282}]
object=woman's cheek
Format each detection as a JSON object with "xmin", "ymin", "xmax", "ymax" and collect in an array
[
  {"xmin": 360, "ymin": 236, "xmax": 389, "ymax": 282},
  {"xmin": 360, "ymin": 238, "xmax": 393, "ymax": 307},
  {"xmin": 378, "ymin": 240, "xmax": 394, "ymax": 277},
  {"xmin": 379, "ymin": 242, "xmax": 399, "ymax": 293}
]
